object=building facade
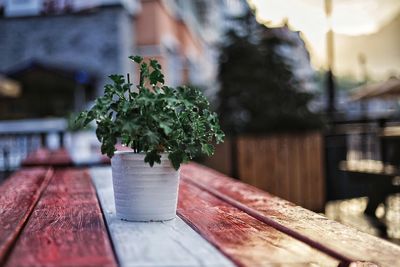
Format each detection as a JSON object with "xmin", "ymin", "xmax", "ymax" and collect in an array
[{"xmin": 0, "ymin": 0, "xmax": 228, "ymax": 119}]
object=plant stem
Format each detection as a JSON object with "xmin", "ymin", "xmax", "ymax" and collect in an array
[
  {"xmin": 127, "ymin": 73, "xmax": 132, "ymax": 101},
  {"xmin": 139, "ymin": 73, "xmax": 144, "ymax": 89}
]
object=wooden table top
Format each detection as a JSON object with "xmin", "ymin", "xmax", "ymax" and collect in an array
[
  {"xmin": 340, "ymin": 160, "xmax": 399, "ymax": 177},
  {"xmin": 1, "ymin": 149, "xmax": 399, "ymax": 266}
]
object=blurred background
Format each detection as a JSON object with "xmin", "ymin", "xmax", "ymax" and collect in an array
[{"xmin": 0, "ymin": 0, "xmax": 399, "ymax": 243}]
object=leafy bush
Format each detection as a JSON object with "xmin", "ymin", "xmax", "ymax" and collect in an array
[
  {"xmin": 75, "ymin": 56, "xmax": 224, "ymax": 169},
  {"xmin": 218, "ymin": 11, "xmax": 325, "ymax": 135}
]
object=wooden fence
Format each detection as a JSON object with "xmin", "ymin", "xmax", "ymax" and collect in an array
[{"xmin": 203, "ymin": 132, "xmax": 325, "ymax": 211}]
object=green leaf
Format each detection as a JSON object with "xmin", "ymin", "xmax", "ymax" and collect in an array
[
  {"xmin": 150, "ymin": 59, "xmax": 160, "ymax": 69},
  {"xmin": 168, "ymin": 151, "xmax": 184, "ymax": 170},
  {"xmin": 201, "ymin": 143, "xmax": 214, "ymax": 156},
  {"xmin": 74, "ymin": 111, "xmax": 88, "ymax": 129},
  {"xmin": 144, "ymin": 150, "xmax": 161, "ymax": 167},
  {"xmin": 149, "ymin": 70, "xmax": 164, "ymax": 85},
  {"xmin": 122, "ymin": 120, "xmax": 140, "ymax": 132},
  {"xmin": 129, "ymin": 55, "xmax": 143, "ymax": 63},
  {"xmin": 145, "ymin": 130, "xmax": 159, "ymax": 144},
  {"xmin": 109, "ymin": 74, "xmax": 124, "ymax": 85},
  {"xmin": 160, "ymin": 122, "xmax": 172, "ymax": 135}
]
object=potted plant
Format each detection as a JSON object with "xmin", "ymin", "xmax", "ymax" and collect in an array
[{"xmin": 75, "ymin": 56, "xmax": 224, "ymax": 221}]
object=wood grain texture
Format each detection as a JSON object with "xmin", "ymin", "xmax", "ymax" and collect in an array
[
  {"xmin": 90, "ymin": 167, "xmax": 234, "ymax": 267},
  {"xmin": 0, "ymin": 168, "xmax": 52, "ymax": 264},
  {"xmin": 177, "ymin": 179, "xmax": 339, "ymax": 267},
  {"xmin": 236, "ymin": 132, "xmax": 325, "ymax": 211},
  {"xmin": 5, "ymin": 168, "xmax": 117, "ymax": 267},
  {"xmin": 181, "ymin": 163, "xmax": 400, "ymax": 267},
  {"xmin": 22, "ymin": 148, "xmax": 73, "ymax": 167}
]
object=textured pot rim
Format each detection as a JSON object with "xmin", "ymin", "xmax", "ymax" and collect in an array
[
  {"xmin": 114, "ymin": 151, "xmax": 169, "ymax": 155},
  {"xmin": 113, "ymin": 151, "xmax": 170, "ymax": 160}
]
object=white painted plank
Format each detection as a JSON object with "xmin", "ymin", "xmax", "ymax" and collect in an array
[{"xmin": 90, "ymin": 167, "xmax": 235, "ymax": 267}]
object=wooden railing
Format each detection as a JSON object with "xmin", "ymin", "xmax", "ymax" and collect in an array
[{"xmin": 0, "ymin": 118, "xmax": 66, "ymax": 172}]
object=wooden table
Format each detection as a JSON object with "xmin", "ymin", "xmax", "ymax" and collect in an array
[
  {"xmin": 1, "ymin": 150, "xmax": 400, "ymax": 266},
  {"xmin": 340, "ymin": 160, "xmax": 399, "ymax": 217}
]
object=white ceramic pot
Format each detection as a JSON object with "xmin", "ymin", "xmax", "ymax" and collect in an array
[{"xmin": 111, "ymin": 151, "xmax": 180, "ymax": 222}]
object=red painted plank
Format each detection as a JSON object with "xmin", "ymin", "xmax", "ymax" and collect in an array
[
  {"xmin": 181, "ymin": 163, "xmax": 400, "ymax": 267},
  {"xmin": 22, "ymin": 146, "xmax": 130, "ymax": 167},
  {"xmin": 0, "ymin": 168, "xmax": 52, "ymax": 264},
  {"xmin": 22, "ymin": 148, "xmax": 73, "ymax": 167},
  {"xmin": 177, "ymin": 180, "xmax": 339, "ymax": 266},
  {"xmin": 5, "ymin": 169, "xmax": 117, "ymax": 267}
]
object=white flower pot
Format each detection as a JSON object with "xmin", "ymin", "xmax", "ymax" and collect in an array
[{"xmin": 111, "ymin": 151, "xmax": 180, "ymax": 221}]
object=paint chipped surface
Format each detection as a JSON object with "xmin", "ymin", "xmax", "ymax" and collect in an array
[
  {"xmin": 181, "ymin": 163, "xmax": 400, "ymax": 267},
  {"xmin": 0, "ymin": 168, "xmax": 49, "ymax": 263},
  {"xmin": 178, "ymin": 180, "xmax": 339, "ymax": 266},
  {"xmin": 4, "ymin": 169, "xmax": 117, "ymax": 267}
]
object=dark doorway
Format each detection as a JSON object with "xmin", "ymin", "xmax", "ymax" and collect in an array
[{"xmin": 0, "ymin": 61, "xmax": 96, "ymax": 120}]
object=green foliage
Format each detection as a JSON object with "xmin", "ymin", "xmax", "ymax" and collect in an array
[
  {"xmin": 218, "ymin": 11, "xmax": 325, "ymax": 134},
  {"xmin": 75, "ymin": 56, "xmax": 224, "ymax": 169}
]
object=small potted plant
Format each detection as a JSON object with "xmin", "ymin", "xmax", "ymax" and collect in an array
[{"xmin": 75, "ymin": 56, "xmax": 224, "ymax": 221}]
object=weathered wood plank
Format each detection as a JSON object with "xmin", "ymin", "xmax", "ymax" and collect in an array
[
  {"xmin": 0, "ymin": 168, "xmax": 52, "ymax": 264},
  {"xmin": 5, "ymin": 168, "xmax": 117, "ymax": 267},
  {"xmin": 22, "ymin": 148, "xmax": 73, "ymax": 167},
  {"xmin": 178, "ymin": 179, "xmax": 339, "ymax": 267},
  {"xmin": 182, "ymin": 163, "xmax": 400, "ymax": 267},
  {"xmin": 314, "ymin": 133, "xmax": 325, "ymax": 210},
  {"xmin": 90, "ymin": 167, "xmax": 234, "ymax": 267}
]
